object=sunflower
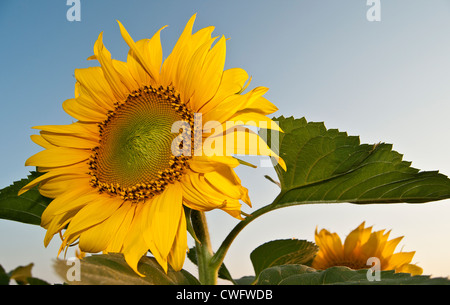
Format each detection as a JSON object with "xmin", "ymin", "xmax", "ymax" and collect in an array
[
  {"xmin": 19, "ymin": 14, "xmax": 285, "ymax": 274},
  {"xmin": 312, "ymin": 222, "xmax": 423, "ymax": 276}
]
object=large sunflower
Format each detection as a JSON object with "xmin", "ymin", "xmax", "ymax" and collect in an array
[
  {"xmin": 20, "ymin": 15, "xmax": 285, "ymax": 274},
  {"xmin": 312, "ymin": 222, "xmax": 423, "ymax": 276}
]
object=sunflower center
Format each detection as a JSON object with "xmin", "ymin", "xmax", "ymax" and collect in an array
[{"xmin": 89, "ymin": 86, "xmax": 193, "ymax": 201}]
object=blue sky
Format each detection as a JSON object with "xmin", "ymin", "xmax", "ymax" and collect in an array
[{"xmin": 1, "ymin": 0, "xmax": 450, "ymax": 283}]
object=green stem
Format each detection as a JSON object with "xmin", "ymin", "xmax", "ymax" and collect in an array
[
  {"xmin": 190, "ymin": 192, "xmax": 300, "ymax": 284},
  {"xmin": 191, "ymin": 210, "xmax": 217, "ymax": 285},
  {"xmin": 210, "ymin": 192, "xmax": 297, "ymax": 274}
]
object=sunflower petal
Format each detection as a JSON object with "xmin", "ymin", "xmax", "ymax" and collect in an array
[
  {"xmin": 167, "ymin": 207, "xmax": 188, "ymax": 271},
  {"xmin": 188, "ymin": 156, "xmax": 240, "ymax": 173},
  {"xmin": 204, "ymin": 127, "xmax": 286, "ymax": 170},
  {"xmin": 30, "ymin": 134, "xmax": 56, "ymax": 149},
  {"xmin": 199, "ymin": 68, "xmax": 249, "ymax": 114},
  {"xmin": 123, "ymin": 204, "xmax": 150, "ymax": 276},
  {"xmin": 228, "ymin": 111, "xmax": 283, "ymax": 132},
  {"xmin": 395, "ymin": 263, "xmax": 423, "ymax": 276},
  {"xmin": 25, "ymin": 147, "xmax": 90, "ymax": 168},
  {"xmin": 142, "ymin": 182, "xmax": 183, "ymax": 259},
  {"xmin": 118, "ymin": 21, "xmax": 166, "ymax": 84},
  {"xmin": 19, "ymin": 163, "xmax": 87, "ymax": 196},
  {"xmin": 190, "ymin": 35, "xmax": 226, "ymax": 111},
  {"xmin": 74, "ymin": 67, "xmax": 116, "ymax": 111},
  {"xmin": 63, "ymin": 195, "xmax": 123, "ymax": 241},
  {"xmin": 160, "ymin": 14, "xmax": 197, "ymax": 86},
  {"xmin": 93, "ymin": 32, "xmax": 128, "ymax": 101},
  {"xmin": 386, "ymin": 252, "xmax": 416, "ymax": 270},
  {"xmin": 105, "ymin": 201, "xmax": 135, "ymax": 253},
  {"xmin": 79, "ymin": 201, "xmax": 132, "ymax": 253}
]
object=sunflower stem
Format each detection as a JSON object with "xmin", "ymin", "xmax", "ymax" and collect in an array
[
  {"xmin": 191, "ymin": 210, "xmax": 217, "ymax": 285},
  {"xmin": 210, "ymin": 192, "xmax": 294, "ymax": 277}
]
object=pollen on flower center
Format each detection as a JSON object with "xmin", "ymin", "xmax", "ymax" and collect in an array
[{"xmin": 88, "ymin": 86, "xmax": 194, "ymax": 201}]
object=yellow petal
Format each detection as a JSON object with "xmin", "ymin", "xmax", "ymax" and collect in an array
[
  {"xmin": 179, "ymin": 178, "xmax": 211, "ymax": 209},
  {"xmin": 189, "ymin": 35, "xmax": 226, "ymax": 111},
  {"xmin": 220, "ymin": 199, "xmax": 245, "ymax": 220},
  {"xmin": 33, "ymin": 122, "xmax": 99, "ymax": 138},
  {"xmin": 79, "ymin": 201, "xmax": 132, "ymax": 253},
  {"xmin": 63, "ymin": 97, "xmax": 108, "ymax": 122},
  {"xmin": 199, "ymin": 68, "xmax": 249, "ymax": 114},
  {"xmin": 63, "ymin": 195, "xmax": 123, "ymax": 240},
  {"xmin": 243, "ymin": 96, "xmax": 279, "ymax": 115},
  {"xmin": 203, "ymin": 86, "xmax": 268, "ymax": 124},
  {"xmin": 178, "ymin": 37, "xmax": 216, "ymax": 105},
  {"xmin": 43, "ymin": 211, "xmax": 75, "ymax": 247},
  {"xmin": 118, "ymin": 20, "xmax": 166, "ymax": 85},
  {"xmin": 395, "ymin": 263, "xmax": 423, "ymax": 276},
  {"xmin": 40, "ymin": 131, "xmax": 98, "ymax": 149},
  {"xmin": 30, "ymin": 134, "xmax": 56, "ymax": 149},
  {"xmin": 382, "ymin": 236, "xmax": 403, "ymax": 258},
  {"xmin": 168, "ymin": 207, "xmax": 188, "ymax": 271},
  {"xmin": 112, "ymin": 59, "xmax": 139, "ymax": 92},
  {"xmin": 204, "ymin": 127, "xmax": 286, "ymax": 170},
  {"xmin": 181, "ymin": 173, "xmax": 244, "ymax": 219},
  {"xmin": 18, "ymin": 163, "xmax": 87, "ymax": 196},
  {"xmin": 25, "ymin": 147, "xmax": 90, "ymax": 168},
  {"xmin": 227, "ymin": 111, "xmax": 283, "ymax": 132},
  {"xmin": 160, "ymin": 14, "xmax": 197, "ymax": 87},
  {"xmin": 315, "ymin": 228, "xmax": 344, "ymax": 263},
  {"xmin": 41, "ymin": 187, "xmax": 101, "ymax": 224},
  {"xmin": 93, "ymin": 32, "xmax": 128, "ymax": 101},
  {"xmin": 343, "ymin": 222, "xmax": 366, "ymax": 257},
  {"xmin": 40, "ymin": 175, "xmax": 89, "ymax": 199},
  {"xmin": 74, "ymin": 67, "xmax": 116, "ymax": 111},
  {"xmin": 188, "ymin": 155, "xmax": 240, "ymax": 173},
  {"xmin": 360, "ymin": 230, "xmax": 384, "ymax": 258},
  {"xmin": 160, "ymin": 14, "xmax": 216, "ymax": 91},
  {"xmin": 386, "ymin": 251, "xmax": 416, "ymax": 270},
  {"xmin": 204, "ymin": 168, "xmax": 247, "ymax": 201},
  {"xmin": 105, "ymin": 201, "xmax": 135, "ymax": 253},
  {"xmin": 142, "ymin": 182, "xmax": 183, "ymax": 259},
  {"xmin": 123, "ymin": 204, "xmax": 150, "ymax": 276}
]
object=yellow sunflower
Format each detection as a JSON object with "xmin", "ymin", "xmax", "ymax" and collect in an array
[
  {"xmin": 19, "ymin": 14, "xmax": 285, "ymax": 274},
  {"xmin": 312, "ymin": 222, "xmax": 423, "ymax": 276}
]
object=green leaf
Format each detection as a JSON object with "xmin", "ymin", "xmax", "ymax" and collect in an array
[
  {"xmin": 53, "ymin": 253, "xmax": 200, "ymax": 285},
  {"xmin": 0, "ymin": 265, "xmax": 10, "ymax": 285},
  {"xmin": 234, "ymin": 275, "xmax": 256, "ymax": 285},
  {"xmin": 0, "ymin": 171, "xmax": 52, "ymax": 225},
  {"xmin": 269, "ymin": 116, "xmax": 450, "ymax": 206},
  {"xmin": 25, "ymin": 277, "xmax": 51, "ymax": 285},
  {"xmin": 255, "ymin": 264, "xmax": 316, "ymax": 285},
  {"xmin": 255, "ymin": 264, "xmax": 450, "ymax": 285},
  {"xmin": 0, "ymin": 262, "xmax": 50, "ymax": 285},
  {"xmin": 250, "ymin": 239, "xmax": 318, "ymax": 277}
]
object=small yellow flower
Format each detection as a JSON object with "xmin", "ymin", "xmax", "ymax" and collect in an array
[{"xmin": 312, "ymin": 222, "xmax": 423, "ymax": 276}]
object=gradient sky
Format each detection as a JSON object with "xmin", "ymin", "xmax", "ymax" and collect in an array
[{"xmin": 1, "ymin": 0, "xmax": 450, "ymax": 283}]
